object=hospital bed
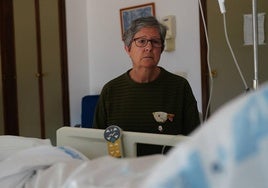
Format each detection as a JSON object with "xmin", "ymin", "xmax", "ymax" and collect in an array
[
  {"xmin": 56, "ymin": 126, "xmax": 188, "ymax": 159},
  {"xmin": 1, "ymin": 82, "xmax": 268, "ymax": 188},
  {"xmin": 0, "ymin": 127, "xmax": 188, "ymax": 188}
]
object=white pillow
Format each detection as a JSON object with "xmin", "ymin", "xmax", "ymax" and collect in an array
[{"xmin": 0, "ymin": 135, "xmax": 51, "ymax": 161}]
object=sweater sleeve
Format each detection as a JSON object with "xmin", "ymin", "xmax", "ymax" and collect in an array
[
  {"xmin": 182, "ymin": 81, "xmax": 201, "ymax": 135},
  {"xmin": 92, "ymin": 88, "xmax": 107, "ymax": 129}
]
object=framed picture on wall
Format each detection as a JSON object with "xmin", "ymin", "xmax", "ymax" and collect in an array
[{"xmin": 120, "ymin": 3, "xmax": 155, "ymax": 38}]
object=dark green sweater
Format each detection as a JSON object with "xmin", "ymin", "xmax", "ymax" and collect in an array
[{"xmin": 93, "ymin": 67, "xmax": 200, "ymax": 155}]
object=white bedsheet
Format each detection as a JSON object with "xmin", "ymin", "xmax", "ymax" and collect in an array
[
  {"xmin": 0, "ymin": 144, "xmax": 163, "ymax": 188},
  {"xmin": 0, "ymin": 135, "xmax": 51, "ymax": 161}
]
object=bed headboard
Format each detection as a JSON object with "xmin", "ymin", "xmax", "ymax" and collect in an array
[{"xmin": 56, "ymin": 127, "xmax": 188, "ymax": 159}]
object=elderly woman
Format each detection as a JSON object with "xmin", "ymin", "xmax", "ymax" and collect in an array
[{"xmin": 93, "ymin": 16, "xmax": 200, "ymax": 156}]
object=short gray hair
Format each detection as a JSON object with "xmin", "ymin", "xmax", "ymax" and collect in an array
[{"xmin": 122, "ymin": 16, "xmax": 167, "ymax": 52}]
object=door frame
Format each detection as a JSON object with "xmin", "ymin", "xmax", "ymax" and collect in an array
[
  {"xmin": 0, "ymin": 0, "xmax": 19, "ymax": 134},
  {"xmin": 199, "ymin": 0, "xmax": 210, "ymax": 120}
]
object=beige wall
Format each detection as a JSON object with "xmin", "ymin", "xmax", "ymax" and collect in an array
[{"xmin": 207, "ymin": 0, "xmax": 268, "ymax": 113}]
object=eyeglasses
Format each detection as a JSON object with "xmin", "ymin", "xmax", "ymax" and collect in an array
[{"xmin": 133, "ymin": 37, "xmax": 162, "ymax": 48}]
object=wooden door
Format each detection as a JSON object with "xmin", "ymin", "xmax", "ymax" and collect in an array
[{"xmin": 0, "ymin": 0, "xmax": 69, "ymax": 145}]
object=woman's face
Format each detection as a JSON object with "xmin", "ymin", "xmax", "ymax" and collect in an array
[{"xmin": 125, "ymin": 27, "xmax": 162, "ymax": 69}]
